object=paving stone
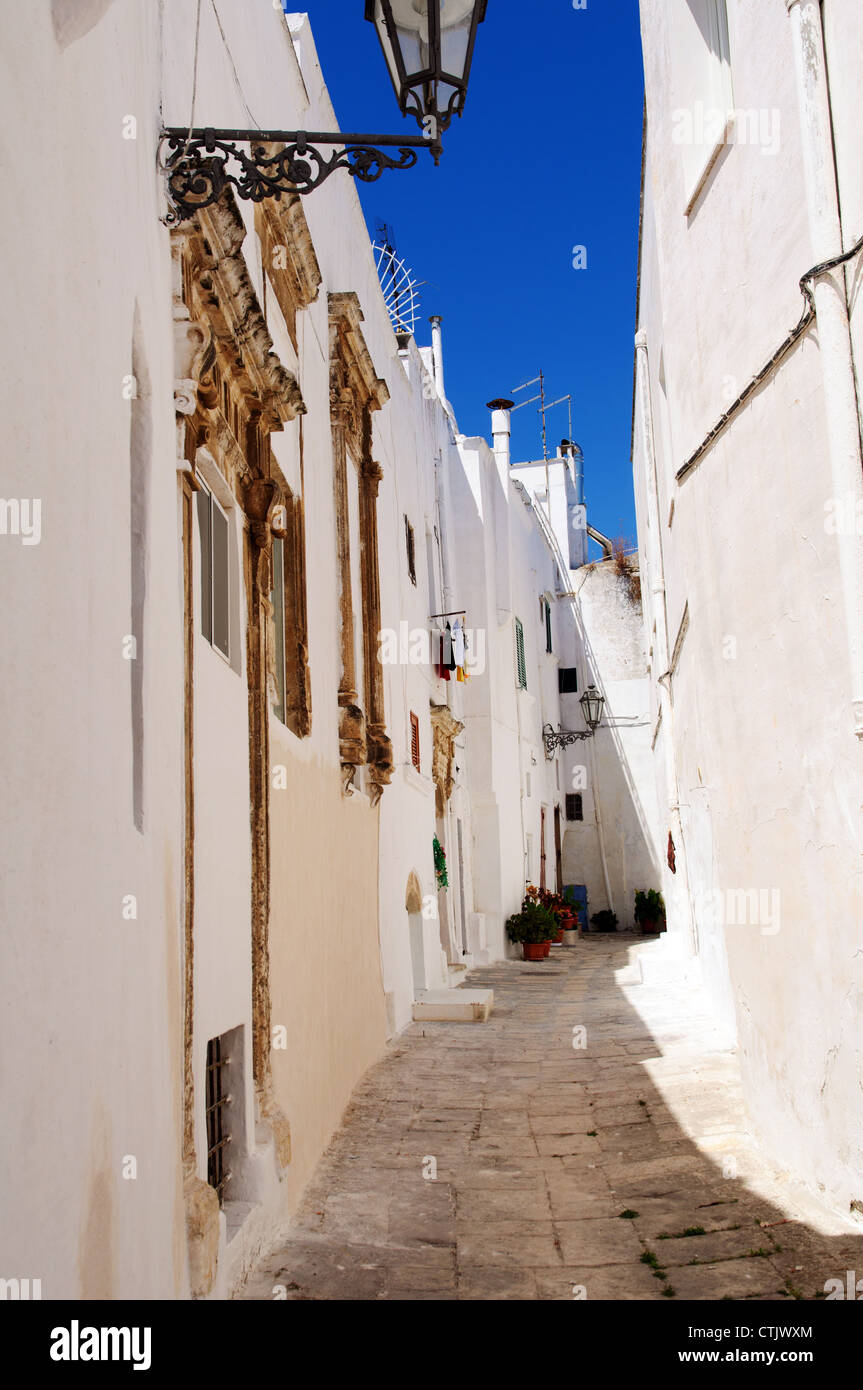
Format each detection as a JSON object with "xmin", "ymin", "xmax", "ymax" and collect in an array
[
  {"xmin": 457, "ymin": 1226, "xmax": 562, "ymax": 1268},
  {"xmin": 556, "ymin": 1218, "xmax": 644, "ymax": 1266},
  {"xmin": 664, "ymin": 1257, "xmax": 787, "ymax": 1301},
  {"xmin": 535, "ymin": 1265, "xmax": 664, "ymax": 1301}
]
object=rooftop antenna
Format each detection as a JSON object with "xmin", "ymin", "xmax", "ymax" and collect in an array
[{"xmin": 512, "ymin": 372, "xmax": 552, "ymax": 515}]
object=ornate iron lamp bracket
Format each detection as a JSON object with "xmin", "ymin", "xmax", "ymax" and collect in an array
[
  {"xmin": 160, "ymin": 127, "xmax": 440, "ymax": 222},
  {"xmin": 542, "ymin": 723, "xmax": 594, "ymax": 759}
]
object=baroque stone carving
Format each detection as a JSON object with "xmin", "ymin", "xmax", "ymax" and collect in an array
[
  {"xmin": 329, "ymin": 292, "xmax": 392, "ymax": 801},
  {"xmin": 430, "ymin": 703, "xmax": 465, "ymax": 817}
]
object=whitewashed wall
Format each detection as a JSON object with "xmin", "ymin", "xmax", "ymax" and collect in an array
[{"xmin": 635, "ymin": 0, "xmax": 863, "ymax": 1214}]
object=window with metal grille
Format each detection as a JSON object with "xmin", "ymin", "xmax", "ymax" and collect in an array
[
  {"xmin": 205, "ymin": 1035, "xmax": 233, "ymax": 1205},
  {"xmin": 197, "ymin": 486, "xmax": 231, "ymax": 660},
  {"xmin": 566, "ymin": 793, "xmax": 584, "ymax": 822},
  {"xmin": 559, "ymin": 666, "xmax": 578, "ymax": 694},
  {"xmin": 405, "ymin": 515, "xmax": 416, "ymax": 585},
  {"xmin": 515, "ymin": 617, "xmax": 527, "ymax": 690},
  {"xmin": 410, "ymin": 711, "xmax": 420, "ymax": 770}
]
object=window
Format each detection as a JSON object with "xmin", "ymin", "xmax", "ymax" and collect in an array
[
  {"xmin": 268, "ymin": 490, "xmax": 311, "ymax": 739},
  {"xmin": 405, "ymin": 515, "xmax": 416, "ymax": 586},
  {"xmin": 544, "ymin": 598, "xmax": 553, "ymax": 654},
  {"xmin": 205, "ymin": 1034, "xmax": 232, "ymax": 1205},
  {"xmin": 671, "ymin": 0, "xmax": 733, "ymax": 210},
  {"xmin": 410, "ymin": 711, "xmax": 420, "ymax": 770},
  {"xmin": 271, "ymin": 536, "xmax": 287, "ymax": 723},
  {"xmin": 515, "ymin": 617, "xmax": 527, "ymax": 690},
  {"xmin": 197, "ymin": 486, "xmax": 230, "ymax": 660},
  {"xmin": 559, "ymin": 667, "xmax": 578, "ymax": 694},
  {"xmin": 566, "ymin": 793, "xmax": 584, "ymax": 822}
]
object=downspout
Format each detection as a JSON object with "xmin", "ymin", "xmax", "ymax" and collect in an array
[
  {"xmin": 786, "ymin": 0, "xmax": 863, "ymax": 738},
  {"xmin": 635, "ymin": 329, "xmax": 698, "ymax": 954},
  {"xmin": 587, "ymin": 524, "xmax": 613, "ymax": 559}
]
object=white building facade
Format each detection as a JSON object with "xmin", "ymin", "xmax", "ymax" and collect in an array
[{"xmin": 633, "ymin": 0, "xmax": 863, "ymax": 1214}]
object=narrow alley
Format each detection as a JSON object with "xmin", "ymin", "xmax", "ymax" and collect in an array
[{"xmin": 238, "ymin": 938, "xmax": 863, "ymax": 1302}]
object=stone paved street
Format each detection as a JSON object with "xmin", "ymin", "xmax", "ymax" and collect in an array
[{"xmin": 238, "ymin": 936, "xmax": 863, "ymax": 1301}]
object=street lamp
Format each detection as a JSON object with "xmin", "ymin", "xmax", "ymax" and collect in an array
[
  {"xmin": 161, "ymin": 1, "xmax": 487, "ymax": 222},
  {"xmin": 579, "ymin": 684, "xmax": 605, "ymax": 731},
  {"xmin": 542, "ymin": 686, "xmax": 606, "ymax": 758},
  {"xmin": 366, "ymin": 1, "xmax": 488, "ymax": 137}
]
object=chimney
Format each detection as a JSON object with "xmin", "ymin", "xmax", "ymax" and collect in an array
[
  {"xmin": 429, "ymin": 315, "xmax": 446, "ymax": 402},
  {"xmin": 487, "ymin": 397, "xmax": 515, "ymax": 477}
]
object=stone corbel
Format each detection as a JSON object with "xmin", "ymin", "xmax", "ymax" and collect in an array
[
  {"xmin": 367, "ymin": 724, "xmax": 394, "ymax": 807},
  {"xmin": 339, "ymin": 704, "xmax": 367, "ymax": 794}
]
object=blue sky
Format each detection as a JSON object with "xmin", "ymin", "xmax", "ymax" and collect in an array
[{"xmin": 304, "ymin": 1, "xmax": 645, "ymax": 545}]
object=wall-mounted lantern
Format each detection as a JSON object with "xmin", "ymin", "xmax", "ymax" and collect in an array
[
  {"xmin": 542, "ymin": 686, "xmax": 606, "ymax": 758},
  {"xmin": 161, "ymin": 1, "xmax": 487, "ymax": 221}
]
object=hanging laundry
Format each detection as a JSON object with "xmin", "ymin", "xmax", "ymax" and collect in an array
[
  {"xmin": 444, "ymin": 622, "xmax": 457, "ymax": 672},
  {"xmin": 433, "ymin": 625, "xmax": 450, "ymax": 681},
  {"xmin": 452, "ymin": 617, "xmax": 466, "ymax": 669}
]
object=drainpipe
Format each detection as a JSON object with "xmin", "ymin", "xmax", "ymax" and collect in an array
[
  {"xmin": 786, "ymin": 0, "xmax": 863, "ymax": 738},
  {"xmin": 635, "ymin": 329, "xmax": 698, "ymax": 954}
]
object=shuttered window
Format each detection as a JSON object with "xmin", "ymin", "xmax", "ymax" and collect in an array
[
  {"xmin": 545, "ymin": 598, "xmax": 553, "ymax": 654},
  {"xmin": 271, "ymin": 537, "xmax": 287, "ymax": 723},
  {"xmin": 197, "ymin": 486, "xmax": 231, "ymax": 661},
  {"xmin": 410, "ymin": 711, "xmax": 420, "ymax": 770},
  {"xmin": 515, "ymin": 617, "xmax": 527, "ymax": 690}
]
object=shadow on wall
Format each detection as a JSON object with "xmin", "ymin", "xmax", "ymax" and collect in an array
[{"xmin": 52, "ymin": 0, "xmax": 115, "ymax": 50}]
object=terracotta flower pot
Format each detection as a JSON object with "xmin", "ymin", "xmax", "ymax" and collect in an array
[
  {"xmin": 523, "ymin": 942, "xmax": 546, "ymax": 962},
  {"xmin": 552, "ymin": 929, "xmax": 564, "ymax": 944},
  {"xmin": 540, "ymin": 940, "xmax": 551, "ymax": 958}
]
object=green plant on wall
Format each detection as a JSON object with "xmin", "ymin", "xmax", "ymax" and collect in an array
[{"xmin": 433, "ymin": 835, "xmax": 448, "ymax": 890}]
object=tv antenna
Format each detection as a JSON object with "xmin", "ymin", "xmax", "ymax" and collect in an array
[
  {"xmin": 372, "ymin": 220, "xmax": 421, "ymax": 339},
  {"xmin": 511, "ymin": 371, "xmax": 575, "ymax": 516}
]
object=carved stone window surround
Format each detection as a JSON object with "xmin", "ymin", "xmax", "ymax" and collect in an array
[{"xmin": 328, "ymin": 291, "xmax": 393, "ymax": 805}]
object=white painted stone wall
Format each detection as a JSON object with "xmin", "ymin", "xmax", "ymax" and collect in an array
[{"xmin": 634, "ymin": 0, "xmax": 863, "ymax": 1215}]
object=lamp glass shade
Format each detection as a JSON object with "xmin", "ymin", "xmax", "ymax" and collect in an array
[
  {"xmin": 366, "ymin": 0, "xmax": 486, "ymax": 129},
  {"xmin": 579, "ymin": 685, "xmax": 604, "ymax": 730}
]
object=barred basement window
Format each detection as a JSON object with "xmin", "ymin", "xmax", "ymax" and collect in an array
[
  {"xmin": 205, "ymin": 1035, "xmax": 233, "ymax": 1205},
  {"xmin": 559, "ymin": 666, "xmax": 578, "ymax": 694},
  {"xmin": 566, "ymin": 793, "xmax": 584, "ymax": 822},
  {"xmin": 405, "ymin": 515, "xmax": 416, "ymax": 585},
  {"xmin": 515, "ymin": 617, "xmax": 527, "ymax": 690},
  {"xmin": 410, "ymin": 711, "xmax": 420, "ymax": 770}
]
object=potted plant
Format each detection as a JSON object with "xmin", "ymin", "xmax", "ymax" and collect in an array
[
  {"xmin": 589, "ymin": 908, "xmax": 619, "ymax": 933},
  {"xmin": 634, "ymin": 889, "xmax": 666, "ymax": 934},
  {"xmin": 507, "ymin": 904, "xmax": 555, "ymax": 961}
]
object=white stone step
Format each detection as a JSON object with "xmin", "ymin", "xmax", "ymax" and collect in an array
[{"xmin": 412, "ymin": 988, "xmax": 494, "ymax": 1023}]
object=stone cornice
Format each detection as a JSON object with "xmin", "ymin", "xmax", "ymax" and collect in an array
[
  {"xmin": 328, "ymin": 292, "xmax": 390, "ymax": 415},
  {"xmin": 175, "ymin": 193, "xmax": 306, "ymax": 430}
]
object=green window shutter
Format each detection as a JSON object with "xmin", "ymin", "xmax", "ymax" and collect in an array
[
  {"xmin": 515, "ymin": 617, "xmax": 527, "ymax": 690},
  {"xmin": 545, "ymin": 599, "xmax": 553, "ymax": 654}
]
